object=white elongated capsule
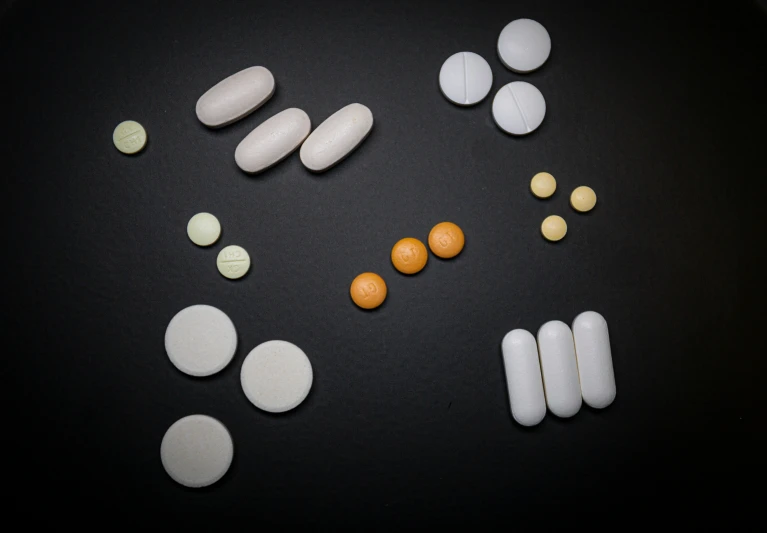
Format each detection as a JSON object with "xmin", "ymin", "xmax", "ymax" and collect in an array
[
  {"xmin": 501, "ymin": 329, "xmax": 546, "ymax": 426},
  {"xmin": 196, "ymin": 66, "xmax": 275, "ymax": 128},
  {"xmin": 235, "ymin": 108, "xmax": 311, "ymax": 173},
  {"xmin": 300, "ymin": 103, "xmax": 373, "ymax": 172},
  {"xmin": 572, "ymin": 311, "xmax": 616, "ymax": 409},
  {"xmin": 537, "ymin": 320, "xmax": 582, "ymax": 418}
]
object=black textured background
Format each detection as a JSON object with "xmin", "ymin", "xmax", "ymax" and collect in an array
[{"xmin": 3, "ymin": 0, "xmax": 761, "ymax": 522}]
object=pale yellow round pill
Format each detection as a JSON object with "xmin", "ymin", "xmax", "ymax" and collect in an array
[
  {"xmin": 541, "ymin": 215, "xmax": 567, "ymax": 242},
  {"xmin": 112, "ymin": 120, "xmax": 147, "ymax": 154},
  {"xmin": 530, "ymin": 172, "xmax": 556, "ymax": 198},
  {"xmin": 570, "ymin": 186, "xmax": 597, "ymax": 212},
  {"xmin": 187, "ymin": 213, "xmax": 221, "ymax": 247},
  {"xmin": 216, "ymin": 245, "xmax": 250, "ymax": 279}
]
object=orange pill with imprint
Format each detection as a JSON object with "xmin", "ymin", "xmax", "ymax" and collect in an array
[
  {"xmin": 428, "ymin": 222, "xmax": 465, "ymax": 259},
  {"xmin": 350, "ymin": 272, "xmax": 387, "ymax": 309},
  {"xmin": 391, "ymin": 238, "xmax": 428, "ymax": 274}
]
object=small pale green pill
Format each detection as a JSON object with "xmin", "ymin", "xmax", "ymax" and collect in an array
[
  {"xmin": 112, "ymin": 120, "xmax": 147, "ymax": 154},
  {"xmin": 217, "ymin": 245, "xmax": 250, "ymax": 280},
  {"xmin": 187, "ymin": 213, "xmax": 221, "ymax": 247}
]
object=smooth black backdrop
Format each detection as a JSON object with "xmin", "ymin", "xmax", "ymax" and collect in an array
[{"xmin": 3, "ymin": 0, "xmax": 761, "ymax": 522}]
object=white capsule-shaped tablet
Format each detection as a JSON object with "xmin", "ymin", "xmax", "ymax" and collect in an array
[
  {"xmin": 501, "ymin": 329, "xmax": 547, "ymax": 427},
  {"xmin": 300, "ymin": 103, "xmax": 373, "ymax": 172},
  {"xmin": 235, "ymin": 108, "xmax": 311, "ymax": 174},
  {"xmin": 492, "ymin": 81, "xmax": 546, "ymax": 135},
  {"xmin": 537, "ymin": 321, "xmax": 582, "ymax": 418},
  {"xmin": 572, "ymin": 311, "xmax": 616, "ymax": 409},
  {"xmin": 439, "ymin": 51, "xmax": 493, "ymax": 106},
  {"xmin": 196, "ymin": 66, "xmax": 275, "ymax": 128}
]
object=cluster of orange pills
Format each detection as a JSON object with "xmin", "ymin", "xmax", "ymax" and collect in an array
[{"xmin": 350, "ymin": 222, "xmax": 465, "ymax": 310}]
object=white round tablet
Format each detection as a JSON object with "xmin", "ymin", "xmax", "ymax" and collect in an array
[
  {"xmin": 438, "ymin": 51, "xmax": 493, "ymax": 106},
  {"xmin": 241, "ymin": 340, "xmax": 313, "ymax": 413},
  {"xmin": 492, "ymin": 82, "xmax": 546, "ymax": 135},
  {"xmin": 161, "ymin": 415, "xmax": 233, "ymax": 488},
  {"xmin": 187, "ymin": 213, "xmax": 221, "ymax": 247},
  {"xmin": 165, "ymin": 305, "xmax": 237, "ymax": 377},
  {"xmin": 497, "ymin": 19, "xmax": 551, "ymax": 73}
]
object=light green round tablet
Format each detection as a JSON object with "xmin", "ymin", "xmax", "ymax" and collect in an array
[
  {"xmin": 217, "ymin": 245, "xmax": 250, "ymax": 280},
  {"xmin": 113, "ymin": 120, "xmax": 147, "ymax": 154},
  {"xmin": 187, "ymin": 213, "xmax": 221, "ymax": 247}
]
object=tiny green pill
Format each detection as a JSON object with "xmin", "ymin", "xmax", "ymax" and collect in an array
[{"xmin": 113, "ymin": 120, "xmax": 147, "ymax": 154}]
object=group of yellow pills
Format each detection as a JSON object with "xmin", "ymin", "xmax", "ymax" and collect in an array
[
  {"xmin": 350, "ymin": 222, "xmax": 465, "ymax": 309},
  {"xmin": 530, "ymin": 172, "xmax": 597, "ymax": 242}
]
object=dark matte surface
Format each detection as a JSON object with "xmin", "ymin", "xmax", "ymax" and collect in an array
[{"xmin": 3, "ymin": 0, "xmax": 761, "ymax": 522}]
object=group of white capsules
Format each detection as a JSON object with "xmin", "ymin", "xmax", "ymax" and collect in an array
[
  {"xmin": 196, "ymin": 66, "xmax": 373, "ymax": 174},
  {"xmin": 439, "ymin": 18, "xmax": 551, "ymax": 135},
  {"xmin": 501, "ymin": 311, "xmax": 616, "ymax": 427}
]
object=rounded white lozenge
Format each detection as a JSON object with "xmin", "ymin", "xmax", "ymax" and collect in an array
[
  {"xmin": 196, "ymin": 66, "xmax": 275, "ymax": 128},
  {"xmin": 187, "ymin": 213, "xmax": 221, "ymax": 246},
  {"xmin": 439, "ymin": 51, "xmax": 493, "ymax": 106},
  {"xmin": 501, "ymin": 329, "xmax": 547, "ymax": 427},
  {"xmin": 497, "ymin": 19, "xmax": 551, "ymax": 73},
  {"xmin": 492, "ymin": 81, "xmax": 546, "ymax": 135},
  {"xmin": 572, "ymin": 311, "xmax": 616, "ymax": 409},
  {"xmin": 235, "ymin": 108, "xmax": 311, "ymax": 174},
  {"xmin": 241, "ymin": 340, "xmax": 313, "ymax": 413},
  {"xmin": 537, "ymin": 320, "xmax": 582, "ymax": 418},
  {"xmin": 165, "ymin": 304, "xmax": 237, "ymax": 377},
  {"xmin": 160, "ymin": 415, "xmax": 233, "ymax": 488},
  {"xmin": 299, "ymin": 103, "xmax": 373, "ymax": 172},
  {"xmin": 216, "ymin": 245, "xmax": 250, "ymax": 280}
]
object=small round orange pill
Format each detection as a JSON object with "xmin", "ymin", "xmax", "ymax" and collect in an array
[
  {"xmin": 391, "ymin": 238, "xmax": 428, "ymax": 274},
  {"xmin": 350, "ymin": 272, "xmax": 387, "ymax": 309},
  {"xmin": 428, "ymin": 222, "xmax": 465, "ymax": 259}
]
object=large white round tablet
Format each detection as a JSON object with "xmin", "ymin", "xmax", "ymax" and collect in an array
[
  {"xmin": 165, "ymin": 305, "xmax": 237, "ymax": 377},
  {"xmin": 492, "ymin": 82, "xmax": 546, "ymax": 135},
  {"xmin": 160, "ymin": 415, "xmax": 233, "ymax": 488},
  {"xmin": 497, "ymin": 19, "xmax": 551, "ymax": 73},
  {"xmin": 438, "ymin": 51, "xmax": 493, "ymax": 106},
  {"xmin": 187, "ymin": 212, "xmax": 221, "ymax": 246},
  {"xmin": 241, "ymin": 340, "xmax": 313, "ymax": 413}
]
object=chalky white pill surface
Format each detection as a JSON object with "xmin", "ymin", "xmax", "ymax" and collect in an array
[
  {"xmin": 235, "ymin": 108, "xmax": 311, "ymax": 173},
  {"xmin": 160, "ymin": 415, "xmax": 233, "ymax": 488},
  {"xmin": 492, "ymin": 82, "xmax": 546, "ymax": 135},
  {"xmin": 196, "ymin": 66, "xmax": 275, "ymax": 128},
  {"xmin": 537, "ymin": 320, "xmax": 582, "ymax": 418},
  {"xmin": 165, "ymin": 305, "xmax": 237, "ymax": 377},
  {"xmin": 439, "ymin": 51, "xmax": 493, "ymax": 106},
  {"xmin": 497, "ymin": 19, "xmax": 551, "ymax": 73},
  {"xmin": 241, "ymin": 340, "xmax": 313, "ymax": 413},
  {"xmin": 112, "ymin": 120, "xmax": 147, "ymax": 154},
  {"xmin": 187, "ymin": 213, "xmax": 221, "ymax": 247},
  {"xmin": 502, "ymin": 329, "xmax": 547, "ymax": 427},
  {"xmin": 300, "ymin": 103, "xmax": 373, "ymax": 172},
  {"xmin": 216, "ymin": 245, "xmax": 250, "ymax": 280},
  {"xmin": 573, "ymin": 311, "xmax": 616, "ymax": 409}
]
